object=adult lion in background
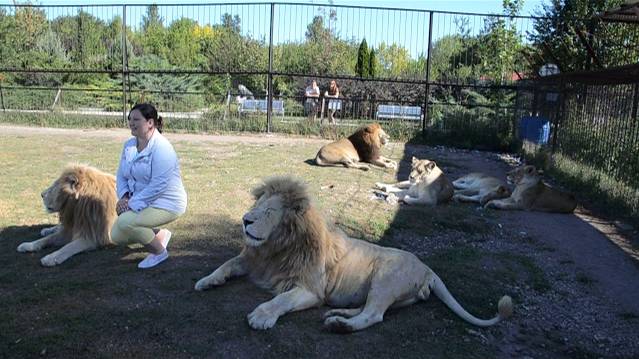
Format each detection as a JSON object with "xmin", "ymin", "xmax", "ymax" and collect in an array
[
  {"xmin": 314, "ymin": 123, "xmax": 397, "ymax": 170},
  {"xmin": 195, "ymin": 176, "xmax": 512, "ymax": 332},
  {"xmin": 17, "ymin": 164, "xmax": 117, "ymax": 266},
  {"xmin": 452, "ymin": 172, "xmax": 511, "ymax": 205},
  {"xmin": 484, "ymin": 165, "xmax": 577, "ymax": 213},
  {"xmin": 375, "ymin": 157, "xmax": 453, "ymax": 205}
]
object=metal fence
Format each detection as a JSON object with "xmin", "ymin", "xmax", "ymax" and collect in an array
[
  {"xmin": 518, "ymin": 71, "xmax": 639, "ymax": 224},
  {"xmin": 0, "ymin": 2, "xmax": 545, "ymax": 147},
  {"xmin": 0, "ymin": 2, "xmax": 637, "ymax": 149}
]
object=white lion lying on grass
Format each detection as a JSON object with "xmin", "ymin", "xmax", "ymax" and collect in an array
[{"xmin": 195, "ymin": 176, "xmax": 513, "ymax": 332}]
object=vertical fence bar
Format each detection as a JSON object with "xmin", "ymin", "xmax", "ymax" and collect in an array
[
  {"xmin": 422, "ymin": 11, "xmax": 433, "ymax": 134},
  {"xmin": 0, "ymin": 81, "xmax": 4, "ymax": 111},
  {"xmin": 122, "ymin": 5, "xmax": 127, "ymax": 125},
  {"xmin": 266, "ymin": 3, "xmax": 275, "ymax": 133},
  {"xmin": 632, "ymin": 83, "xmax": 639, "ymax": 121},
  {"xmin": 550, "ymin": 82, "xmax": 564, "ymax": 154}
]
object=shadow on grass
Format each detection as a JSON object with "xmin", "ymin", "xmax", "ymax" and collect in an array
[{"xmin": 0, "ymin": 216, "xmax": 499, "ymax": 359}]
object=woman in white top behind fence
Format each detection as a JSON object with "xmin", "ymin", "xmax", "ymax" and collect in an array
[{"xmin": 111, "ymin": 103, "xmax": 188, "ymax": 269}]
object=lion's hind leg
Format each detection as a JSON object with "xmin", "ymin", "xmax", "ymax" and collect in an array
[
  {"xmin": 40, "ymin": 238, "xmax": 97, "ymax": 267},
  {"xmin": 343, "ymin": 158, "xmax": 370, "ymax": 171},
  {"xmin": 323, "ymin": 307, "xmax": 363, "ymax": 319},
  {"xmin": 484, "ymin": 197, "xmax": 522, "ymax": 211},
  {"xmin": 453, "ymin": 191, "xmax": 482, "ymax": 203},
  {"xmin": 17, "ymin": 227, "xmax": 66, "ymax": 253},
  {"xmin": 324, "ymin": 262, "xmax": 419, "ymax": 333}
]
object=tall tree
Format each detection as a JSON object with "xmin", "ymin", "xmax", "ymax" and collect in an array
[
  {"xmin": 141, "ymin": 4, "xmax": 163, "ymax": 32},
  {"xmin": 221, "ymin": 13, "xmax": 241, "ymax": 34},
  {"xmin": 356, "ymin": 38, "xmax": 370, "ymax": 78},
  {"xmin": 368, "ymin": 48, "xmax": 378, "ymax": 78},
  {"xmin": 530, "ymin": 0, "xmax": 637, "ymax": 72}
]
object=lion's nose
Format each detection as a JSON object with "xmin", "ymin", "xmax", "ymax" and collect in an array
[
  {"xmin": 41, "ymin": 192, "xmax": 45, "ymax": 198},
  {"xmin": 243, "ymin": 219, "xmax": 254, "ymax": 228}
]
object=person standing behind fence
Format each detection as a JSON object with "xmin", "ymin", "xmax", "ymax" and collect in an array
[
  {"xmin": 324, "ymin": 80, "xmax": 340, "ymax": 124},
  {"xmin": 111, "ymin": 103, "xmax": 188, "ymax": 269},
  {"xmin": 305, "ymin": 80, "xmax": 320, "ymax": 122}
]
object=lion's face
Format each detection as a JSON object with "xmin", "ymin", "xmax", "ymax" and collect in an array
[
  {"xmin": 242, "ymin": 193, "xmax": 285, "ymax": 247},
  {"xmin": 408, "ymin": 157, "xmax": 438, "ymax": 184},
  {"xmin": 378, "ymin": 128, "xmax": 390, "ymax": 145},
  {"xmin": 507, "ymin": 165, "xmax": 539, "ymax": 185},
  {"xmin": 41, "ymin": 174, "xmax": 78, "ymax": 213}
]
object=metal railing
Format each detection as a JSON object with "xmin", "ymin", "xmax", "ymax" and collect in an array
[{"xmin": 0, "ymin": 2, "xmax": 637, "ymax": 148}]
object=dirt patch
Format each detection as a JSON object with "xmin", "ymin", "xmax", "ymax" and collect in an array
[{"xmin": 401, "ymin": 145, "xmax": 639, "ymax": 358}]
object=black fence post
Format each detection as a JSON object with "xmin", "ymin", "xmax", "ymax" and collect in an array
[
  {"xmin": 423, "ymin": 11, "xmax": 434, "ymax": 135},
  {"xmin": 0, "ymin": 82, "xmax": 5, "ymax": 111},
  {"xmin": 266, "ymin": 3, "xmax": 275, "ymax": 133},
  {"xmin": 632, "ymin": 83, "xmax": 639, "ymax": 121},
  {"xmin": 550, "ymin": 82, "xmax": 564, "ymax": 155},
  {"xmin": 122, "ymin": 5, "xmax": 128, "ymax": 125}
]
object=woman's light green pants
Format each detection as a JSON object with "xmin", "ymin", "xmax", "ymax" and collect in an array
[{"xmin": 111, "ymin": 207, "xmax": 179, "ymax": 246}]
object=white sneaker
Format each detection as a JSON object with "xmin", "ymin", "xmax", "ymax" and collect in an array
[
  {"xmin": 138, "ymin": 249, "xmax": 169, "ymax": 269},
  {"xmin": 159, "ymin": 229, "xmax": 172, "ymax": 249}
]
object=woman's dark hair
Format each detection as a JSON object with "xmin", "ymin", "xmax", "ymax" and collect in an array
[{"xmin": 130, "ymin": 103, "xmax": 163, "ymax": 133}]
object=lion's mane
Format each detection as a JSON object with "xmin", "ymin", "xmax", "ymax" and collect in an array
[
  {"xmin": 243, "ymin": 176, "xmax": 345, "ymax": 298},
  {"xmin": 55, "ymin": 164, "xmax": 117, "ymax": 246},
  {"xmin": 347, "ymin": 123, "xmax": 383, "ymax": 162}
]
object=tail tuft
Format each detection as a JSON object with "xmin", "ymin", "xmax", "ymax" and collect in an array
[{"xmin": 498, "ymin": 296, "xmax": 513, "ymax": 319}]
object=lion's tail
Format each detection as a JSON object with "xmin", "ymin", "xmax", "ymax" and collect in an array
[
  {"xmin": 430, "ymin": 274, "xmax": 513, "ymax": 327},
  {"xmin": 314, "ymin": 152, "xmax": 326, "ymax": 166}
]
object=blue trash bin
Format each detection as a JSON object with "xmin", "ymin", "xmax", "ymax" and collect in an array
[{"xmin": 519, "ymin": 116, "xmax": 550, "ymax": 144}]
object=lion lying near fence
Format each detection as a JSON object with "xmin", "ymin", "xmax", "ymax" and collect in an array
[
  {"xmin": 195, "ymin": 176, "xmax": 512, "ymax": 332},
  {"xmin": 314, "ymin": 123, "xmax": 397, "ymax": 170},
  {"xmin": 452, "ymin": 172, "xmax": 511, "ymax": 205},
  {"xmin": 17, "ymin": 164, "xmax": 117, "ymax": 266},
  {"xmin": 375, "ymin": 157, "xmax": 453, "ymax": 205},
  {"xmin": 484, "ymin": 165, "xmax": 577, "ymax": 213}
]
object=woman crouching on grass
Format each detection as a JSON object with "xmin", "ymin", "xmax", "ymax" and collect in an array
[{"xmin": 111, "ymin": 103, "xmax": 187, "ymax": 269}]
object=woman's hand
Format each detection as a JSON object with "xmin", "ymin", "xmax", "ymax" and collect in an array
[{"xmin": 116, "ymin": 196, "xmax": 130, "ymax": 215}]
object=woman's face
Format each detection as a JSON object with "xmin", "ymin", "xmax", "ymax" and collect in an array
[
  {"xmin": 330, "ymin": 81, "xmax": 336, "ymax": 89},
  {"xmin": 128, "ymin": 109, "xmax": 154, "ymax": 138}
]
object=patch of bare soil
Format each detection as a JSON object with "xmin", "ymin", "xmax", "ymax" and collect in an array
[{"xmin": 403, "ymin": 144, "xmax": 639, "ymax": 359}]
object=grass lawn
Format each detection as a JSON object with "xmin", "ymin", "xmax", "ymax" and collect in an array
[{"xmin": 0, "ymin": 127, "xmax": 544, "ymax": 358}]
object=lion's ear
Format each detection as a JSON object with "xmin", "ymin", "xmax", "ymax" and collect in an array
[
  {"xmin": 427, "ymin": 161, "xmax": 436, "ymax": 170},
  {"xmin": 526, "ymin": 166, "xmax": 535, "ymax": 174},
  {"xmin": 66, "ymin": 175, "xmax": 80, "ymax": 199},
  {"xmin": 412, "ymin": 156, "xmax": 418, "ymax": 163},
  {"xmin": 251, "ymin": 185, "xmax": 267, "ymax": 200}
]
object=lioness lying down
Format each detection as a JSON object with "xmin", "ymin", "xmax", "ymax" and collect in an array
[
  {"xmin": 314, "ymin": 123, "xmax": 397, "ymax": 170},
  {"xmin": 375, "ymin": 157, "xmax": 453, "ymax": 205},
  {"xmin": 452, "ymin": 172, "xmax": 511, "ymax": 205},
  {"xmin": 17, "ymin": 164, "xmax": 117, "ymax": 266},
  {"xmin": 195, "ymin": 176, "xmax": 512, "ymax": 332},
  {"xmin": 484, "ymin": 165, "xmax": 577, "ymax": 213}
]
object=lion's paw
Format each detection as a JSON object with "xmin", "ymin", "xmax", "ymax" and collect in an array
[
  {"xmin": 323, "ymin": 316, "xmax": 354, "ymax": 334},
  {"xmin": 40, "ymin": 226, "xmax": 58, "ymax": 237},
  {"xmin": 484, "ymin": 200, "xmax": 496, "ymax": 209},
  {"xmin": 194, "ymin": 274, "xmax": 225, "ymax": 291},
  {"xmin": 247, "ymin": 305, "xmax": 278, "ymax": 330},
  {"xmin": 40, "ymin": 254, "xmax": 60, "ymax": 267},
  {"xmin": 17, "ymin": 242, "xmax": 37, "ymax": 253},
  {"xmin": 374, "ymin": 182, "xmax": 387, "ymax": 191}
]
